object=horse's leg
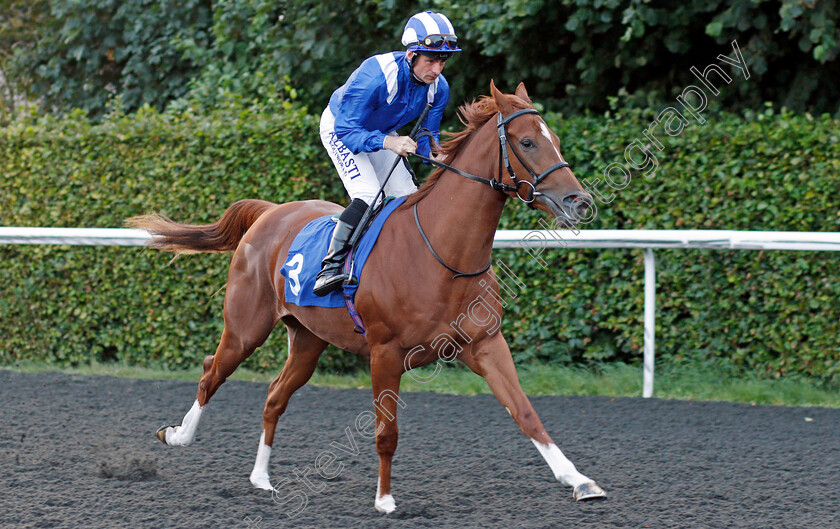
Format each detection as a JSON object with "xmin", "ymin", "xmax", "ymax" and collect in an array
[
  {"xmin": 463, "ymin": 333, "xmax": 607, "ymax": 501},
  {"xmin": 369, "ymin": 348, "xmax": 404, "ymax": 513},
  {"xmin": 156, "ymin": 256, "xmax": 278, "ymax": 447},
  {"xmin": 250, "ymin": 318, "xmax": 327, "ymax": 490}
]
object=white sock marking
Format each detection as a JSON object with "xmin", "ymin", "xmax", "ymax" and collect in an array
[
  {"xmin": 374, "ymin": 477, "xmax": 396, "ymax": 513},
  {"xmin": 250, "ymin": 430, "xmax": 274, "ymax": 490},
  {"xmin": 165, "ymin": 400, "xmax": 203, "ymax": 446},
  {"xmin": 531, "ymin": 438, "xmax": 590, "ymax": 488}
]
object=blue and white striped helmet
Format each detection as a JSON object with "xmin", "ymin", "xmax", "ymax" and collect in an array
[{"xmin": 401, "ymin": 11, "xmax": 461, "ymax": 53}]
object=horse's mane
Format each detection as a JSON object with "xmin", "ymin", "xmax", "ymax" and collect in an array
[{"xmin": 400, "ymin": 93, "xmax": 533, "ymax": 209}]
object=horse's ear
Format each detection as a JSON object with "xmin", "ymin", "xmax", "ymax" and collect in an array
[
  {"xmin": 515, "ymin": 82, "xmax": 532, "ymax": 105},
  {"xmin": 490, "ymin": 80, "xmax": 514, "ymax": 115}
]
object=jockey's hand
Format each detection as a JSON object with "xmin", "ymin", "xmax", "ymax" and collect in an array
[{"xmin": 384, "ymin": 135, "xmax": 417, "ymax": 157}]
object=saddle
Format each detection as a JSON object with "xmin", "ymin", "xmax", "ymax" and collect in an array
[{"xmin": 279, "ymin": 196, "xmax": 407, "ymax": 334}]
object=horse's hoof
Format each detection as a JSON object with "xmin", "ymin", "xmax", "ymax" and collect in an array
[
  {"xmin": 574, "ymin": 481, "xmax": 607, "ymax": 501},
  {"xmin": 155, "ymin": 425, "xmax": 177, "ymax": 444},
  {"xmin": 374, "ymin": 494, "xmax": 396, "ymax": 513},
  {"xmin": 250, "ymin": 473, "xmax": 273, "ymax": 491}
]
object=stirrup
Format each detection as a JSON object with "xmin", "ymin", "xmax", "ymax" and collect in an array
[{"xmin": 313, "ymin": 271, "xmax": 350, "ymax": 296}]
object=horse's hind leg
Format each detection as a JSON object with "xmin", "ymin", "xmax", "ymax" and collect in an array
[
  {"xmin": 250, "ymin": 317, "xmax": 327, "ymax": 490},
  {"xmin": 157, "ymin": 254, "xmax": 278, "ymax": 446}
]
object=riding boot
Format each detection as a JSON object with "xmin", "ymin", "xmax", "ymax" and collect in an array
[{"xmin": 312, "ymin": 219, "xmax": 357, "ymax": 296}]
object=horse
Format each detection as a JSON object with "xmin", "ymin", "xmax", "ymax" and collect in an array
[{"xmin": 127, "ymin": 81, "xmax": 606, "ymax": 513}]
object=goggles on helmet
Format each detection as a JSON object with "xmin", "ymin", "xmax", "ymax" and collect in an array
[{"xmin": 411, "ymin": 34, "xmax": 458, "ymax": 50}]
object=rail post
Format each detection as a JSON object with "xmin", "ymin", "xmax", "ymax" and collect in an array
[{"xmin": 643, "ymin": 248, "xmax": 656, "ymax": 398}]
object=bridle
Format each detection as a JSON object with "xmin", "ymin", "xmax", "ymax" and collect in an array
[
  {"xmin": 411, "ymin": 108, "xmax": 570, "ymax": 205},
  {"xmin": 496, "ymin": 109, "xmax": 572, "ymax": 204},
  {"xmin": 408, "ymin": 108, "xmax": 571, "ymax": 278}
]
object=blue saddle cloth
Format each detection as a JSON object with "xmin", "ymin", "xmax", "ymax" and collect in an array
[{"xmin": 280, "ymin": 196, "xmax": 407, "ymax": 308}]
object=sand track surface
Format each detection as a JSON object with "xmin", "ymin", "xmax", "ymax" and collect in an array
[{"xmin": 1, "ymin": 370, "xmax": 837, "ymax": 528}]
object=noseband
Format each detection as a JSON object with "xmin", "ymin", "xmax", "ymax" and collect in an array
[{"xmin": 409, "ymin": 108, "xmax": 571, "ymax": 278}]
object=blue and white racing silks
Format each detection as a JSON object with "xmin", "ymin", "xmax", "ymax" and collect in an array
[{"xmin": 328, "ymin": 51, "xmax": 449, "ymax": 158}]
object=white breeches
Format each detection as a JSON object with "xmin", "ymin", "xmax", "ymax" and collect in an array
[{"xmin": 320, "ymin": 107, "xmax": 417, "ymax": 205}]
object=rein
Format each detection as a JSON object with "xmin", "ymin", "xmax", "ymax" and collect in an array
[
  {"xmin": 408, "ymin": 108, "xmax": 570, "ymax": 278},
  {"xmin": 412, "ymin": 202, "xmax": 492, "ymax": 278}
]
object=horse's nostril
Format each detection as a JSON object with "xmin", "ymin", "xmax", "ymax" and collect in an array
[
  {"xmin": 561, "ymin": 192, "xmax": 593, "ymax": 221},
  {"xmin": 561, "ymin": 193, "xmax": 586, "ymax": 206}
]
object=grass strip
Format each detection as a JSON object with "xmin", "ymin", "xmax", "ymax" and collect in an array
[{"xmin": 4, "ymin": 360, "xmax": 837, "ymax": 408}]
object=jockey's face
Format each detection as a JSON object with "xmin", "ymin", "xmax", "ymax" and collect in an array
[{"xmin": 409, "ymin": 52, "xmax": 447, "ymax": 84}]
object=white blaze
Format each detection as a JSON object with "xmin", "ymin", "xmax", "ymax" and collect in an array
[{"xmin": 539, "ymin": 122, "xmax": 564, "ymax": 162}]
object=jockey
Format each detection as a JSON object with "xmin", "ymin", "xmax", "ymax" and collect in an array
[{"xmin": 313, "ymin": 11, "xmax": 461, "ymax": 296}]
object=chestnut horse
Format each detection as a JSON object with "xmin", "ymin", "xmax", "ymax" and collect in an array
[{"xmin": 128, "ymin": 82, "xmax": 606, "ymax": 512}]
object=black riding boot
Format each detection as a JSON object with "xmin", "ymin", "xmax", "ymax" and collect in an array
[
  {"xmin": 313, "ymin": 198, "xmax": 368, "ymax": 296},
  {"xmin": 312, "ymin": 220, "xmax": 356, "ymax": 296}
]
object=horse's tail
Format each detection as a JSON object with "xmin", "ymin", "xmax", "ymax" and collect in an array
[{"xmin": 126, "ymin": 199, "xmax": 276, "ymax": 254}]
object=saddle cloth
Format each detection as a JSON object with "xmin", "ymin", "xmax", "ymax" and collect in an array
[{"xmin": 279, "ymin": 196, "xmax": 407, "ymax": 308}]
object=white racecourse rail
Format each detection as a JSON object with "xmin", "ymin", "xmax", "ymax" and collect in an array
[{"xmin": 4, "ymin": 227, "xmax": 840, "ymax": 398}]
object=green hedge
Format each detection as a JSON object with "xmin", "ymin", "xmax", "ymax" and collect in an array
[
  {"xmin": 0, "ymin": 100, "xmax": 357, "ymax": 373},
  {"xmin": 2, "ymin": 101, "xmax": 839, "ymax": 382}
]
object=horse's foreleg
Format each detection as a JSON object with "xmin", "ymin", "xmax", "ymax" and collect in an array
[
  {"xmin": 370, "ymin": 349, "xmax": 404, "ymax": 514},
  {"xmin": 464, "ymin": 333, "xmax": 607, "ymax": 501},
  {"xmin": 250, "ymin": 320, "xmax": 326, "ymax": 490}
]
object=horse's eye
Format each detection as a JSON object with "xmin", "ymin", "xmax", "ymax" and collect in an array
[{"xmin": 520, "ymin": 138, "xmax": 535, "ymax": 149}]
